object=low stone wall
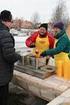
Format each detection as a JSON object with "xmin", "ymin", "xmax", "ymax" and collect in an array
[{"xmin": 13, "ymin": 70, "xmax": 70, "ymax": 101}]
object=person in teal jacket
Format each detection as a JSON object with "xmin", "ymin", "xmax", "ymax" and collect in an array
[
  {"xmin": 40, "ymin": 21, "xmax": 70, "ymax": 78},
  {"xmin": 40, "ymin": 22, "xmax": 70, "ymax": 57}
]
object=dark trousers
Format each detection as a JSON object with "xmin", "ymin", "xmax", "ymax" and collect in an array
[{"xmin": 0, "ymin": 83, "xmax": 9, "ymax": 105}]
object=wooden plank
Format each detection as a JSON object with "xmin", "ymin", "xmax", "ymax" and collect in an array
[
  {"xmin": 47, "ymin": 89, "xmax": 70, "ymax": 105},
  {"xmin": 14, "ymin": 64, "xmax": 55, "ymax": 79},
  {"xmin": 13, "ymin": 71, "xmax": 70, "ymax": 101}
]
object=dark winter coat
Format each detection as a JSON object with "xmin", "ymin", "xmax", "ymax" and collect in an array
[{"xmin": 0, "ymin": 22, "xmax": 21, "ymax": 86}]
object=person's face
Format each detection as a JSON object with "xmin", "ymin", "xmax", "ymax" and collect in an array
[
  {"xmin": 5, "ymin": 20, "xmax": 13, "ymax": 29},
  {"xmin": 39, "ymin": 27, "xmax": 47, "ymax": 36},
  {"xmin": 52, "ymin": 27, "xmax": 61, "ymax": 36}
]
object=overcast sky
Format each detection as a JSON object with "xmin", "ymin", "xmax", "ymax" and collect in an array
[{"xmin": 0, "ymin": 0, "xmax": 70, "ymax": 22}]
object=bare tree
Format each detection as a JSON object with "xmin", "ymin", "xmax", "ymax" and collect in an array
[
  {"xmin": 31, "ymin": 12, "xmax": 40, "ymax": 28},
  {"xmin": 51, "ymin": 0, "xmax": 69, "ymax": 28}
]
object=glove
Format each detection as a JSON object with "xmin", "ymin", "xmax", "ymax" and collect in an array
[
  {"xmin": 30, "ymin": 43, "xmax": 35, "ymax": 48},
  {"xmin": 16, "ymin": 55, "xmax": 22, "ymax": 65},
  {"xmin": 18, "ymin": 55, "xmax": 22, "ymax": 63},
  {"xmin": 40, "ymin": 51, "xmax": 47, "ymax": 57}
]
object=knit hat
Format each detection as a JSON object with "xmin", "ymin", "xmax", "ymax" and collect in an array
[
  {"xmin": 0, "ymin": 10, "xmax": 12, "ymax": 22},
  {"xmin": 39, "ymin": 23, "xmax": 48, "ymax": 30},
  {"xmin": 53, "ymin": 22, "xmax": 64, "ymax": 30}
]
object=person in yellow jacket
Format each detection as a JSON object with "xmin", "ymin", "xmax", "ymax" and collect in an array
[{"xmin": 26, "ymin": 23, "xmax": 55, "ymax": 58}]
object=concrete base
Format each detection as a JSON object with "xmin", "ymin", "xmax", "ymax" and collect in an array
[{"xmin": 13, "ymin": 70, "xmax": 70, "ymax": 101}]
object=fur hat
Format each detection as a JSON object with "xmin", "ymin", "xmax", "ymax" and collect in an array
[
  {"xmin": 39, "ymin": 23, "xmax": 48, "ymax": 30},
  {"xmin": 53, "ymin": 22, "xmax": 64, "ymax": 30},
  {"xmin": 0, "ymin": 10, "xmax": 12, "ymax": 22}
]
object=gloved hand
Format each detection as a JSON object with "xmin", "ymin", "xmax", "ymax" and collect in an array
[
  {"xmin": 40, "ymin": 51, "xmax": 47, "ymax": 57},
  {"xmin": 17, "ymin": 54, "xmax": 22, "ymax": 64},
  {"xmin": 16, "ymin": 54, "xmax": 22, "ymax": 65},
  {"xmin": 19, "ymin": 55, "xmax": 22, "ymax": 62},
  {"xmin": 30, "ymin": 43, "xmax": 35, "ymax": 48}
]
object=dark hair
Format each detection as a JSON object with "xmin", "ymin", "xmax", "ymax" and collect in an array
[
  {"xmin": 53, "ymin": 21, "xmax": 64, "ymax": 30},
  {"xmin": 39, "ymin": 23, "xmax": 48, "ymax": 30},
  {"xmin": 0, "ymin": 10, "xmax": 12, "ymax": 22}
]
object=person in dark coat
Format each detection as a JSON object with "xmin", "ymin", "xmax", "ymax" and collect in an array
[{"xmin": 0, "ymin": 10, "xmax": 21, "ymax": 105}]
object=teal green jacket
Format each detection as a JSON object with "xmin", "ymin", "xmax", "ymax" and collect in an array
[{"xmin": 42, "ymin": 30, "xmax": 70, "ymax": 56}]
